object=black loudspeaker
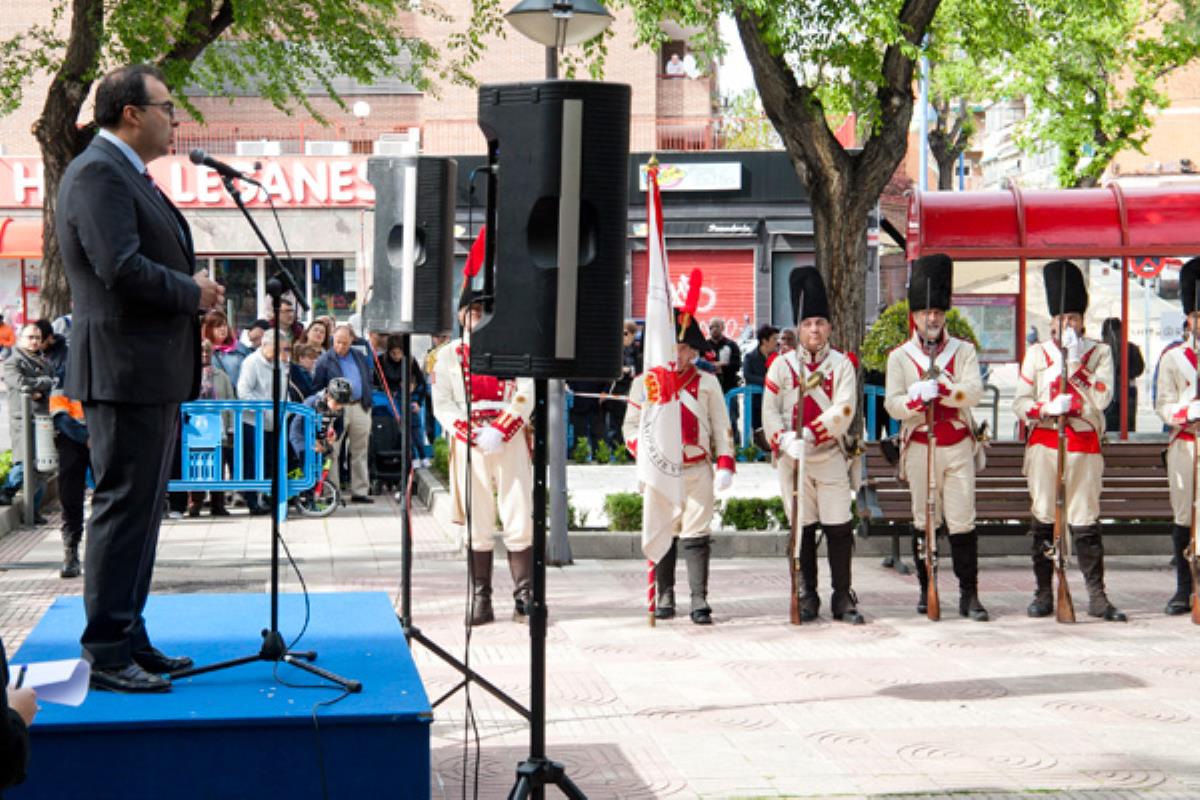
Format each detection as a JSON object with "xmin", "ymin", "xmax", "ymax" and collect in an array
[
  {"xmin": 469, "ymin": 81, "xmax": 631, "ymax": 381},
  {"xmin": 364, "ymin": 156, "xmax": 457, "ymax": 334}
]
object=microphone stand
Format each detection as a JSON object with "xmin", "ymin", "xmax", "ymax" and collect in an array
[{"xmin": 174, "ymin": 176, "xmax": 361, "ymax": 692}]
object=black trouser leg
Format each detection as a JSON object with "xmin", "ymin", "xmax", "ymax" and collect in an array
[
  {"xmin": 950, "ymin": 531, "xmax": 988, "ymax": 621},
  {"xmin": 81, "ymin": 403, "xmax": 178, "ymax": 668},
  {"xmin": 681, "ymin": 536, "xmax": 712, "ymax": 624},
  {"xmin": 826, "ymin": 522, "xmax": 863, "ymax": 623},
  {"xmin": 655, "ymin": 538, "xmax": 678, "ymax": 619},
  {"xmin": 798, "ymin": 523, "xmax": 820, "ymax": 620},
  {"xmin": 911, "ymin": 526, "xmax": 929, "ymax": 614},
  {"xmin": 1167, "ymin": 524, "xmax": 1193, "ymax": 615},
  {"xmin": 1028, "ymin": 522, "xmax": 1054, "ymax": 617},
  {"xmin": 1074, "ymin": 524, "xmax": 1126, "ymax": 621}
]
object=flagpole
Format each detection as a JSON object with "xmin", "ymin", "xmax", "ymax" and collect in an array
[{"xmin": 648, "ymin": 562, "xmax": 656, "ymax": 627}]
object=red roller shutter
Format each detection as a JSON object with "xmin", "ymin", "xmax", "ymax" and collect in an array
[{"xmin": 631, "ymin": 249, "xmax": 756, "ymax": 340}]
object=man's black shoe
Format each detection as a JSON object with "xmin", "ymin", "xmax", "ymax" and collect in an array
[
  {"xmin": 247, "ymin": 506, "xmax": 270, "ymax": 516},
  {"xmin": 134, "ymin": 647, "xmax": 194, "ymax": 675},
  {"xmin": 350, "ymin": 495, "xmax": 375, "ymax": 504},
  {"xmin": 90, "ymin": 663, "xmax": 171, "ymax": 693}
]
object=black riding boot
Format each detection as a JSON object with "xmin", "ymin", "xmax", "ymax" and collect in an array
[
  {"xmin": 508, "ymin": 548, "xmax": 533, "ymax": 623},
  {"xmin": 798, "ymin": 524, "xmax": 820, "ymax": 621},
  {"xmin": 1166, "ymin": 524, "xmax": 1193, "ymax": 615},
  {"xmin": 826, "ymin": 523, "xmax": 864, "ymax": 624},
  {"xmin": 950, "ymin": 530, "xmax": 988, "ymax": 621},
  {"xmin": 654, "ymin": 539, "xmax": 678, "ymax": 620},
  {"xmin": 911, "ymin": 527, "xmax": 929, "ymax": 615},
  {"xmin": 60, "ymin": 529, "xmax": 82, "ymax": 579},
  {"xmin": 681, "ymin": 536, "xmax": 712, "ymax": 624},
  {"xmin": 1028, "ymin": 523, "xmax": 1054, "ymax": 618},
  {"xmin": 468, "ymin": 549, "xmax": 495, "ymax": 626},
  {"xmin": 1074, "ymin": 525, "xmax": 1126, "ymax": 621}
]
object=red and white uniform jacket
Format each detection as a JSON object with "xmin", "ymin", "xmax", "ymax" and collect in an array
[
  {"xmin": 761, "ymin": 344, "xmax": 857, "ymax": 462},
  {"xmin": 431, "ymin": 338, "xmax": 534, "ymax": 447},
  {"xmin": 622, "ymin": 365, "xmax": 736, "ymax": 472},
  {"xmin": 1013, "ymin": 338, "xmax": 1113, "ymax": 454},
  {"xmin": 884, "ymin": 333, "xmax": 983, "ymax": 450},
  {"xmin": 1156, "ymin": 340, "xmax": 1200, "ymax": 444}
]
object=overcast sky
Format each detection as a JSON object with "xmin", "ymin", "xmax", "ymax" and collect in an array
[{"xmin": 717, "ymin": 15, "xmax": 755, "ymax": 98}]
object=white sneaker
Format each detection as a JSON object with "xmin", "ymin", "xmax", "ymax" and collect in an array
[
  {"xmin": 421, "ymin": 458, "xmax": 432, "ymax": 468},
  {"xmin": 167, "ymin": 511, "xmax": 183, "ymax": 520}
]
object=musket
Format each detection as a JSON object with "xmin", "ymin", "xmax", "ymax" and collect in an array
[
  {"xmin": 921, "ymin": 281, "xmax": 941, "ymax": 621},
  {"xmin": 789, "ymin": 293, "xmax": 806, "ymax": 626},
  {"xmin": 1190, "ymin": 289, "xmax": 1200, "ymax": 624},
  {"xmin": 1049, "ymin": 276, "xmax": 1077, "ymax": 624}
]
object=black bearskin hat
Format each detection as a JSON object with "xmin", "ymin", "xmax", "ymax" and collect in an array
[
  {"xmin": 789, "ymin": 267, "xmax": 830, "ymax": 325},
  {"xmin": 908, "ymin": 254, "xmax": 953, "ymax": 312},
  {"xmin": 1181, "ymin": 258, "xmax": 1200, "ymax": 316},
  {"xmin": 1043, "ymin": 260, "xmax": 1087, "ymax": 317}
]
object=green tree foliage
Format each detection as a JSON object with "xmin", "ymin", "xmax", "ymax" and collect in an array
[
  {"xmin": 1005, "ymin": 0, "xmax": 1200, "ymax": 187},
  {"xmin": 719, "ymin": 88, "xmax": 781, "ymax": 150},
  {"xmin": 860, "ymin": 299, "xmax": 980, "ymax": 373}
]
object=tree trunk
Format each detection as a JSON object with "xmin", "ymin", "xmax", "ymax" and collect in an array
[
  {"xmin": 32, "ymin": 0, "xmax": 104, "ymax": 320},
  {"xmin": 933, "ymin": 148, "xmax": 958, "ymax": 191},
  {"xmin": 735, "ymin": 1, "xmax": 938, "ymax": 357}
]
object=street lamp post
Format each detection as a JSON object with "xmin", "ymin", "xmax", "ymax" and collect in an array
[{"xmin": 500, "ymin": 5, "xmax": 613, "ymax": 797}]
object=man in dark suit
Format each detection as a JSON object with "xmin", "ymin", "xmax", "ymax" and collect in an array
[{"xmin": 56, "ymin": 64, "xmax": 224, "ymax": 693}]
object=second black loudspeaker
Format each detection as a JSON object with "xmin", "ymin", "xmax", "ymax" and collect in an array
[
  {"xmin": 469, "ymin": 80, "xmax": 631, "ymax": 381},
  {"xmin": 364, "ymin": 155, "xmax": 457, "ymax": 334}
]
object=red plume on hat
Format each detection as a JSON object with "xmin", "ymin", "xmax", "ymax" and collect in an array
[
  {"xmin": 459, "ymin": 225, "xmax": 487, "ymax": 309},
  {"xmin": 675, "ymin": 269, "xmax": 707, "ymax": 350}
]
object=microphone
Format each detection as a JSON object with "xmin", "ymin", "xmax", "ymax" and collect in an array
[{"xmin": 188, "ymin": 149, "xmax": 260, "ymax": 185}]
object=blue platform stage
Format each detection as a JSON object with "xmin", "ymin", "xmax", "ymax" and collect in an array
[{"xmin": 11, "ymin": 592, "xmax": 431, "ymax": 800}]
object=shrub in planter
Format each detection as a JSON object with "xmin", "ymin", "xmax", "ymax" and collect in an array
[
  {"xmin": 571, "ymin": 437, "xmax": 591, "ymax": 463},
  {"xmin": 604, "ymin": 491, "xmax": 643, "ymax": 531},
  {"xmin": 594, "ymin": 440, "xmax": 613, "ymax": 464},
  {"xmin": 432, "ymin": 437, "xmax": 449, "ymax": 481},
  {"xmin": 719, "ymin": 497, "xmax": 775, "ymax": 530}
]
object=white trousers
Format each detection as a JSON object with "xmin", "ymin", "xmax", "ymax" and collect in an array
[
  {"xmin": 449, "ymin": 436, "xmax": 533, "ymax": 552},
  {"xmin": 903, "ymin": 438, "xmax": 976, "ymax": 534},
  {"xmin": 642, "ymin": 463, "xmax": 714, "ymax": 540},
  {"xmin": 776, "ymin": 451, "xmax": 852, "ymax": 527},
  {"xmin": 1024, "ymin": 445, "xmax": 1103, "ymax": 527}
]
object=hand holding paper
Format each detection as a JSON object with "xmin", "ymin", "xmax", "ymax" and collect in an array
[{"xmin": 7, "ymin": 659, "xmax": 91, "ymax": 706}]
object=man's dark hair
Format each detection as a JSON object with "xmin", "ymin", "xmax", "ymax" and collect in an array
[
  {"xmin": 250, "ymin": 319, "xmax": 270, "ymax": 333},
  {"xmin": 34, "ymin": 318, "xmax": 53, "ymax": 342},
  {"xmin": 756, "ymin": 324, "xmax": 779, "ymax": 344},
  {"xmin": 94, "ymin": 64, "xmax": 168, "ymax": 129}
]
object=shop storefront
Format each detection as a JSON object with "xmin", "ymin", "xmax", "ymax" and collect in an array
[{"xmin": 0, "ymin": 156, "xmax": 370, "ymax": 332}]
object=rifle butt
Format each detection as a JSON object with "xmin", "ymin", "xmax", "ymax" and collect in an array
[
  {"xmin": 926, "ymin": 580, "xmax": 940, "ymax": 622},
  {"xmin": 1055, "ymin": 568, "xmax": 1076, "ymax": 623}
]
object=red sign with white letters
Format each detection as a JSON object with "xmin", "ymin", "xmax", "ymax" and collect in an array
[{"xmin": 0, "ymin": 156, "xmax": 375, "ymax": 209}]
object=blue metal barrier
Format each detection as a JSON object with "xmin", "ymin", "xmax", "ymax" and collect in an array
[
  {"xmin": 863, "ymin": 385, "xmax": 899, "ymax": 441},
  {"xmin": 723, "ymin": 385, "xmax": 766, "ymax": 461},
  {"xmin": 168, "ymin": 400, "xmax": 320, "ymax": 519}
]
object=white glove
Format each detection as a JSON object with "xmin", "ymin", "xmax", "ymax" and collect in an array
[
  {"xmin": 1187, "ymin": 400, "xmax": 1200, "ymax": 422},
  {"xmin": 474, "ymin": 425, "xmax": 504, "ymax": 454},
  {"xmin": 714, "ymin": 468, "xmax": 734, "ymax": 492},
  {"xmin": 906, "ymin": 379, "xmax": 939, "ymax": 404},
  {"xmin": 1061, "ymin": 326, "xmax": 1081, "ymax": 364},
  {"xmin": 1043, "ymin": 394, "xmax": 1072, "ymax": 417}
]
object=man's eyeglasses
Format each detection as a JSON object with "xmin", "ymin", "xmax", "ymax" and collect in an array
[{"xmin": 139, "ymin": 101, "xmax": 175, "ymax": 118}]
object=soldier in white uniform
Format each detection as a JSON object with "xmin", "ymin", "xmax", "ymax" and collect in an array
[
  {"xmin": 1154, "ymin": 256, "xmax": 1200, "ymax": 615},
  {"xmin": 432, "ymin": 275, "xmax": 535, "ymax": 626},
  {"xmin": 623, "ymin": 309, "xmax": 736, "ymax": 624},
  {"xmin": 763, "ymin": 268, "xmax": 863, "ymax": 624},
  {"xmin": 1013, "ymin": 260, "xmax": 1125, "ymax": 621},
  {"xmin": 884, "ymin": 254, "xmax": 989, "ymax": 621}
]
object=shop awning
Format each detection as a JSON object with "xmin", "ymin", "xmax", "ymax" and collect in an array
[
  {"xmin": 0, "ymin": 217, "xmax": 42, "ymax": 258},
  {"xmin": 907, "ymin": 185, "xmax": 1200, "ymax": 261}
]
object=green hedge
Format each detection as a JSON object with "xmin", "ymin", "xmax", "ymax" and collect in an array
[{"xmin": 604, "ymin": 491, "xmax": 643, "ymax": 531}]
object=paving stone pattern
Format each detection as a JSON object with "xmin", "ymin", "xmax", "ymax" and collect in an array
[{"xmin": 2, "ymin": 499, "xmax": 1199, "ymax": 799}]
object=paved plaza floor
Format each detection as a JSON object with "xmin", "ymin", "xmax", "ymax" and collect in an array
[{"xmin": 2, "ymin": 496, "xmax": 1200, "ymax": 799}]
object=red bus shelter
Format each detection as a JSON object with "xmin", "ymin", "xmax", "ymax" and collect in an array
[
  {"xmin": 906, "ymin": 184, "xmax": 1200, "ymax": 438},
  {"xmin": 0, "ymin": 216, "xmax": 42, "ymax": 323}
]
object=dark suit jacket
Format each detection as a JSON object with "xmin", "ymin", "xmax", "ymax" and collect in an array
[
  {"xmin": 56, "ymin": 136, "xmax": 201, "ymax": 404},
  {"xmin": 312, "ymin": 348, "xmax": 373, "ymax": 411}
]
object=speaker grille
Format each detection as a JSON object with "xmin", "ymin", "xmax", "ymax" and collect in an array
[{"xmin": 471, "ymin": 81, "xmax": 631, "ymax": 380}]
